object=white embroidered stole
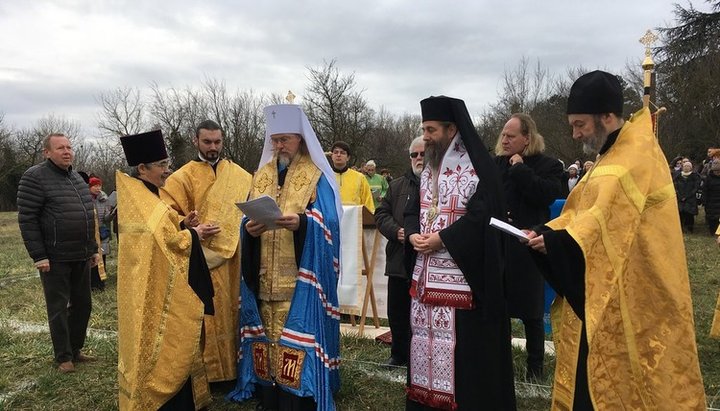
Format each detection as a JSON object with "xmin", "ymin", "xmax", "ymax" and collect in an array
[
  {"xmin": 412, "ymin": 133, "xmax": 477, "ymax": 309},
  {"xmin": 408, "ymin": 133, "xmax": 479, "ymax": 410}
]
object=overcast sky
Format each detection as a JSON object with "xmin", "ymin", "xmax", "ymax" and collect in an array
[{"xmin": 0, "ymin": 1, "xmax": 709, "ymax": 136}]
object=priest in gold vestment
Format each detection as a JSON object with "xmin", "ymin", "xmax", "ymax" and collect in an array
[
  {"xmin": 528, "ymin": 71, "xmax": 706, "ymax": 410},
  {"xmin": 117, "ymin": 130, "xmax": 221, "ymax": 411},
  {"xmin": 161, "ymin": 120, "xmax": 252, "ymax": 382}
]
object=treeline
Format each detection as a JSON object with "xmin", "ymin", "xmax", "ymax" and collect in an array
[{"xmin": 0, "ymin": 1, "xmax": 717, "ymax": 211}]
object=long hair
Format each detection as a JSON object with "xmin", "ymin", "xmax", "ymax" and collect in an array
[{"xmin": 494, "ymin": 113, "xmax": 545, "ymax": 156}]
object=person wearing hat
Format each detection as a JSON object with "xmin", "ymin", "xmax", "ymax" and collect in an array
[
  {"xmin": 229, "ymin": 104, "xmax": 341, "ymax": 410},
  {"xmin": 330, "ymin": 140, "xmax": 375, "ymax": 212},
  {"xmin": 17, "ymin": 133, "xmax": 99, "ymax": 374},
  {"xmin": 160, "ymin": 119, "xmax": 253, "ymax": 383},
  {"xmin": 116, "ymin": 130, "xmax": 221, "ymax": 411},
  {"xmin": 562, "ymin": 164, "xmax": 581, "ymax": 198},
  {"xmin": 88, "ymin": 176, "xmax": 112, "ymax": 291},
  {"xmin": 364, "ymin": 159, "xmax": 388, "ymax": 209},
  {"xmin": 404, "ymin": 96, "xmax": 516, "ymax": 410},
  {"xmin": 527, "ymin": 71, "xmax": 706, "ymax": 409}
]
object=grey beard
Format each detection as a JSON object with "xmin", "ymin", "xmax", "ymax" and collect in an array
[
  {"xmin": 582, "ymin": 142, "xmax": 598, "ymax": 155},
  {"xmin": 413, "ymin": 164, "xmax": 423, "ymax": 177},
  {"xmin": 278, "ymin": 154, "xmax": 291, "ymax": 168},
  {"xmin": 584, "ymin": 117, "xmax": 610, "ymax": 155}
]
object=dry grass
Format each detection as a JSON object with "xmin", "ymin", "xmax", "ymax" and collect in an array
[{"xmin": 1, "ymin": 211, "xmax": 718, "ymax": 410}]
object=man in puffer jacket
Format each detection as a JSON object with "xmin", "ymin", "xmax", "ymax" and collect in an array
[{"xmin": 17, "ymin": 133, "xmax": 99, "ymax": 374}]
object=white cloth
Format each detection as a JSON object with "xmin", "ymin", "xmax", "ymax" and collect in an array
[{"xmin": 412, "ymin": 132, "xmax": 476, "ymax": 308}]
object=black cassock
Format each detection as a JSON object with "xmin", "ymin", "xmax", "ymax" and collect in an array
[{"xmin": 403, "ymin": 126, "xmax": 516, "ymax": 410}]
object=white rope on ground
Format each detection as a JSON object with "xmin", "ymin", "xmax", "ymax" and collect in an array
[
  {"xmin": 0, "ymin": 380, "xmax": 37, "ymax": 405},
  {"xmin": 1, "ymin": 319, "xmax": 117, "ymax": 339}
]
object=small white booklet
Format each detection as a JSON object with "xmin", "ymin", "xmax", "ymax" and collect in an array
[
  {"xmin": 489, "ymin": 217, "xmax": 529, "ymax": 242},
  {"xmin": 236, "ymin": 195, "xmax": 283, "ymax": 230}
]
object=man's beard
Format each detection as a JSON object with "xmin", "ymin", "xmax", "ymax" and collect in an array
[
  {"xmin": 582, "ymin": 117, "xmax": 609, "ymax": 155},
  {"xmin": 425, "ymin": 137, "xmax": 452, "ymax": 170},
  {"xmin": 202, "ymin": 150, "xmax": 219, "ymax": 161},
  {"xmin": 278, "ymin": 153, "xmax": 291, "ymax": 169},
  {"xmin": 413, "ymin": 163, "xmax": 424, "ymax": 177}
]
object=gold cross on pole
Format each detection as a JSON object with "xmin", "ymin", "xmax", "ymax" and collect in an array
[{"xmin": 639, "ymin": 29, "xmax": 658, "ymax": 58}]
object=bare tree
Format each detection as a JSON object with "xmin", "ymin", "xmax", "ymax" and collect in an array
[
  {"xmin": 12, "ymin": 115, "xmax": 82, "ymax": 167},
  {"xmin": 303, "ymin": 59, "xmax": 374, "ymax": 151},
  {"xmin": 361, "ymin": 109, "xmax": 422, "ymax": 175},
  {"xmin": 221, "ymin": 90, "xmax": 266, "ymax": 171},
  {"xmin": 479, "ymin": 61, "xmax": 589, "ymax": 164},
  {"xmin": 96, "ymin": 87, "xmax": 145, "ymax": 137},
  {"xmin": 499, "ymin": 56, "xmax": 553, "ymax": 114},
  {"xmin": 149, "ymin": 83, "xmax": 195, "ymax": 165},
  {"xmin": 82, "ymin": 139, "xmax": 126, "ymax": 192}
]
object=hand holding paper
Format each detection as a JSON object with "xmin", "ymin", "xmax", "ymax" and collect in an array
[
  {"xmin": 236, "ymin": 195, "xmax": 283, "ymax": 230},
  {"xmin": 489, "ymin": 217, "xmax": 529, "ymax": 242}
]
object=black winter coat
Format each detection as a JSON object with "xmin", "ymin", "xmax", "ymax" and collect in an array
[
  {"xmin": 495, "ymin": 153, "xmax": 563, "ymax": 319},
  {"xmin": 375, "ymin": 169, "xmax": 419, "ymax": 279},
  {"xmin": 674, "ymin": 172, "xmax": 700, "ymax": 215},
  {"xmin": 703, "ymin": 172, "xmax": 720, "ymax": 217},
  {"xmin": 17, "ymin": 159, "xmax": 97, "ymax": 262}
]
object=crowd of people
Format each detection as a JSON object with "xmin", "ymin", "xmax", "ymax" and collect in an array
[{"xmin": 15, "ymin": 70, "xmax": 714, "ymax": 410}]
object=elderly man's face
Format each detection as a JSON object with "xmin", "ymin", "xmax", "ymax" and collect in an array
[
  {"xmin": 366, "ymin": 164, "xmax": 376, "ymax": 176},
  {"xmin": 410, "ymin": 142, "xmax": 425, "ymax": 175},
  {"xmin": 568, "ymin": 114, "xmax": 609, "ymax": 155},
  {"xmin": 44, "ymin": 135, "xmax": 74, "ymax": 170},
  {"xmin": 499, "ymin": 117, "xmax": 529, "ymax": 156},
  {"xmin": 271, "ymin": 133, "xmax": 302, "ymax": 166},
  {"xmin": 140, "ymin": 158, "xmax": 172, "ymax": 188}
]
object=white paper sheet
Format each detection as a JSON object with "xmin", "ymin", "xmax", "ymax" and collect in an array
[
  {"xmin": 236, "ymin": 195, "xmax": 283, "ymax": 229},
  {"xmin": 489, "ymin": 217, "xmax": 529, "ymax": 242}
]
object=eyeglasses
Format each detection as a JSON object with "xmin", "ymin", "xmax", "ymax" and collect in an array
[
  {"xmin": 410, "ymin": 151, "xmax": 425, "ymax": 158},
  {"xmin": 149, "ymin": 159, "xmax": 172, "ymax": 169}
]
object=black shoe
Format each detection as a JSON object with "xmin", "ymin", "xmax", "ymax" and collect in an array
[{"xmin": 386, "ymin": 356, "xmax": 407, "ymax": 367}]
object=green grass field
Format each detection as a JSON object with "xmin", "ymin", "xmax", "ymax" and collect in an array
[{"xmin": 1, "ymin": 210, "xmax": 718, "ymax": 410}]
